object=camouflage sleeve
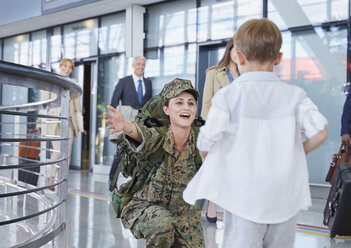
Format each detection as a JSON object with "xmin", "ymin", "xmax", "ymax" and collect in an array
[{"xmin": 123, "ymin": 122, "xmax": 163, "ymax": 160}]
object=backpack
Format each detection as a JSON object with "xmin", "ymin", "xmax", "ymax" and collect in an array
[{"xmin": 110, "ymin": 94, "xmax": 205, "ymax": 218}]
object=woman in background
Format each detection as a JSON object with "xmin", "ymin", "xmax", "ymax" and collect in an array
[
  {"xmin": 37, "ymin": 58, "xmax": 83, "ymax": 189},
  {"xmin": 201, "ymin": 38, "xmax": 239, "ymax": 223}
]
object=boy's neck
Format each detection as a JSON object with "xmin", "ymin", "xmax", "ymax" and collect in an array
[{"xmin": 238, "ymin": 60, "xmax": 274, "ymax": 74}]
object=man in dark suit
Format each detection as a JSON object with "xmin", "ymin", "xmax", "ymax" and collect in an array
[
  {"xmin": 341, "ymin": 87, "xmax": 351, "ymax": 145},
  {"xmin": 110, "ymin": 56, "xmax": 152, "ymax": 109},
  {"xmin": 109, "ymin": 56, "xmax": 152, "ymax": 191}
]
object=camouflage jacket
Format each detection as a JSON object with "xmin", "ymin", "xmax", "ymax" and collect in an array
[{"xmin": 121, "ymin": 123, "xmax": 202, "ymax": 231}]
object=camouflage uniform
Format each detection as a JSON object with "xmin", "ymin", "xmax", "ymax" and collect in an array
[{"xmin": 121, "ymin": 123, "xmax": 205, "ymax": 248}]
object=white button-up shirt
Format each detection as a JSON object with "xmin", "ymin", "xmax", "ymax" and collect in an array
[{"xmin": 183, "ymin": 71, "xmax": 328, "ymax": 224}]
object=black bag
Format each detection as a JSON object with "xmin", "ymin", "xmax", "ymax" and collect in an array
[{"xmin": 323, "ymin": 163, "xmax": 351, "ymax": 238}]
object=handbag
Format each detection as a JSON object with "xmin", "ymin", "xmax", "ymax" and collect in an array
[{"xmin": 325, "ymin": 143, "xmax": 351, "ymax": 184}]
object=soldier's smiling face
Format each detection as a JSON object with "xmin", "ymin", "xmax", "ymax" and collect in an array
[{"xmin": 163, "ymin": 92, "xmax": 196, "ymax": 128}]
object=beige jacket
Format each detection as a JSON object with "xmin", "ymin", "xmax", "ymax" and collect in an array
[
  {"xmin": 201, "ymin": 66, "xmax": 231, "ymax": 119},
  {"xmin": 37, "ymin": 91, "xmax": 82, "ymax": 137}
]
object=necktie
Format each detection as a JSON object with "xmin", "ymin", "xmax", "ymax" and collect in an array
[{"xmin": 137, "ymin": 79, "xmax": 143, "ymax": 104}]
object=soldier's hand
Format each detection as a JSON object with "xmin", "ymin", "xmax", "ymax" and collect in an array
[{"xmin": 105, "ymin": 105, "xmax": 125, "ymax": 134}]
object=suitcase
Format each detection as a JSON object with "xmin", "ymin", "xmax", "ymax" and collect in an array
[
  {"xmin": 18, "ymin": 159, "xmax": 40, "ymax": 186},
  {"xmin": 323, "ymin": 163, "xmax": 351, "ymax": 238}
]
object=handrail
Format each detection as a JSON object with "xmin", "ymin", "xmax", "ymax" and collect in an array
[
  {"xmin": 0, "ymin": 61, "xmax": 81, "ymax": 97},
  {"xmin": 0, "ymin": 61, "xmax": 81, "ymax": 247}
]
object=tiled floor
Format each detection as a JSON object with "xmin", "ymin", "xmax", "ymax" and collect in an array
[{"xmin": 65, "ymin": 171, "xmax": 351, "ymax": 248}]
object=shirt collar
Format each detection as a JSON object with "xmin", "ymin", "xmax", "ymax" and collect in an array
[
  {"xmin": 132, "ymin": 73, "xmax": 143, "ymax": 82},
  {"xmin": 163, "ymin": 127, "xmax": 196, "ymax": 159},
  {"xmin": 236, "ymin": 71, "xmax": 279, "ymax": 83}
]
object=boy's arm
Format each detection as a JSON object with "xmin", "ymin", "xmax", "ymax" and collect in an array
[
  {"xmin": 303, "ymin": 127, "xmax": 328, "ymax": 155},
  {"xmin": 200, "ymin": 151, "xmax": 208, "ymax": 162}
]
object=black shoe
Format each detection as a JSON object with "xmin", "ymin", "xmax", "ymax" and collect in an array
[{"xmin": 206, "ymin": 213, "xmax": 217, "ymax": 223}]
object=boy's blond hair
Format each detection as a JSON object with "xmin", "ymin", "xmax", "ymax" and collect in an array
[{"xmin": 234, "ymin": 18, "xmax": 282, "ymax": 63}]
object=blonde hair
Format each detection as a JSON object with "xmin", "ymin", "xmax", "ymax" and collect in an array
[
  {"xmin": 234, "ymin": 18, "xmax": 282, "ymax": 63},
  {"xmin": 59, "ymin": 58, "xmax": 75, "ymax": 70}
]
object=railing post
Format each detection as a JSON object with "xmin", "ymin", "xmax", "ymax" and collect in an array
[{"xmin": 57, "ymin": 88, "xmax": 69, "ymax": 247}]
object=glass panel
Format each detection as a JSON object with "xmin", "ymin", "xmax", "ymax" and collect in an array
[
  {"xmin": 274, "ymin": 25, "xmax": 347, "ymax": 183},
  {"xmin": 268, "ymin": 0, "xmax": 348, "ymax": 30},
  {"xmin": 96, "ymin": 55, "xmax": 126, "ymax": 166},
  {"xmin": 63, "ymin": 18, "xmax": 98, "ymax": 59},
  {"xmin": 145, "ymin": 0, "xmax": 196, "ymax": 48},
  {"xmin": 51, "ymin": 27, "xmax": 62, "ymax": 62},
  {"xmin": 198, "ymin": 0, "xmax": 262, "ymax": 42},
  {"xmin": 145, "ymin": 44, "xmax": 196, "ymax": 96},
  {"xmin": 3, "ymin": 34, "xmax": 30, "ymax": 65},
  {"xmin": 99, "ymin": 12, "xmax": 125, "ymax": 54},
  {"xmin": 51, "ymin": 62, "xmax": 60, "ymax": 75},
  {"xmin": 31, "ymin": 30, "xmax": 47, "ymax": 69},
  {"xmin": 0, "ymin": 40, "xmax": 2, "ymax": 59}
]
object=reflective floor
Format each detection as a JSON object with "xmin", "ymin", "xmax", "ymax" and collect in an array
[{"xmin": 65, "ymin": 171, "xmax": 351, "ymax": 248}]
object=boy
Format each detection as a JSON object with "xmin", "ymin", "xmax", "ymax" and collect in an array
[{"xmin": 183, "ymin": 19, "xmax": 328, "ymax": 248}]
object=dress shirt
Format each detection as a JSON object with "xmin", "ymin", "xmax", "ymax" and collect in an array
[
  {"xmin": 132, "ymin": 74, "xmax": 145, "ymax": 96},
  {"xmin": 183, "ymin": 71, "xmax": 328, "ymax": 224}
]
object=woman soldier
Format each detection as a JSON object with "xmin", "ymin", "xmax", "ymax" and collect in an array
[{"xmin": 105, "ymin": 79, "xmax": 205, "ymax": 247}]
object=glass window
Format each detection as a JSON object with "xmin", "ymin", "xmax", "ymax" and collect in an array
[
  {"xmin": 274, "ymin": 25, "xmax": 347, "ymax": 183},
  {"xmin": 0, "ymin": 40, "xmax": 2, "ymax": 60},
  {"xmin": 31, "ymin": 30, "xmax": 47, "ymax": 69},
  {"xmin": 145, "ymin": 44, "xmax": 196, "ymax": 95},
  {"xmin": 63, "ymin": 18, "xmax": 98, "ymax": 59},
  {"xmin": 198, "ymin": 0, "xmax": 262, "ymax": 42},
  {"xmin": 96, "ymin": 55, "xmax": 126, "ymax": 166},
  {"xmin": 51, "ymin": 27, "xmax": 62, "ymax": 62},
  {"xmin": 51, "ymin": 62, "xmax": 60, "ymax": 75},
  {"xmin": 3, "ymin": 34, "xmax": 30, "ymax": 65},
  {"xmin": 99, "ymin": 12, "xmax": 125, "ymax": 54},
  {"xmin": 145, "ymin": 0, "xmax": 197, "ymax": 48},
  {"xmin": 268, "ymin": 0, "xmax": 348, "ymax": 30}
]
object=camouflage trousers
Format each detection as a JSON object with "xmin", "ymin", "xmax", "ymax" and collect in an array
[{"xmin": 130, "ymin": 204, "xmax": 205, "ymax": 248}]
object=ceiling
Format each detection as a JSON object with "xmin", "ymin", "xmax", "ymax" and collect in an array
[{"xmin": 0, "ymin": 0, "xmax": 166, "ymax": 38}]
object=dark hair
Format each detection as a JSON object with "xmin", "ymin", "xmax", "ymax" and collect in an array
[{"xmin": 163, "ymin": 90, "xmax": 198, "ymax": 107}]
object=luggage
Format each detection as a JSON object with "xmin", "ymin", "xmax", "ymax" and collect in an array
[
  {"xmin": 18, "ymin": 162, "xmax": 40, "ymax": 186},
  {"xmin": 18, "ymin": 134, "xmax": 40, "ymax": 186},
  {"xmin": 323, "ymin": 163, "xmax": 351, "ymax": 238}
]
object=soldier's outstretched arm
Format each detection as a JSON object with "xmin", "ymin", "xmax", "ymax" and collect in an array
[{"xmin": 105, "ymin": 105, "xmax": 142, "ymax": 143}]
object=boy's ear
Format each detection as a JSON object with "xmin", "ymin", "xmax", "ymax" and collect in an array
[
  {"xmin": 274, "ymin": 52, "xmax": 283, "ymax": 66},
  {"xmin": 235, "ymin": 51, "xmax": 246, "ymax": 65}
]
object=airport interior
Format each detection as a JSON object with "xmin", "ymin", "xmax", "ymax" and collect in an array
[{"xmin": 0, "ymin": 0, "xmax": 351, "ymax": 247}]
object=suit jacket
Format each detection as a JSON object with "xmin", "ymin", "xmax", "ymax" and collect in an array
[
  {"xmin": 110, "ymin": 75, "xmax": 152, "ymax": 109},
  {"xmin": 201, "ymin": 66, "xmax": 231, "ymax": 119},
  {"xmin": 37, "ymin": 90, "xmax": 82, "ymax": 137},
  {"xmin": 341, "ymin": 90, "xmax": 351, "ymax": 135}
]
